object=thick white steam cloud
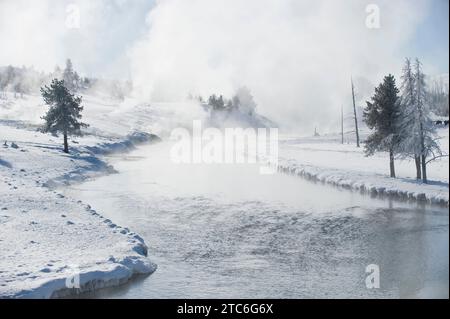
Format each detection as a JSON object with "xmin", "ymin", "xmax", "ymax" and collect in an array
[
  {"xmin": 130, "ymin": 0, "xmax": 430, "ymax": 132},
  {"xmin": 0, "ymin": 0, "xmax": 435, "ymax": 132},
  {"xmin": 0, "ymin": 0, "xmax": 150, "ymax": 78}
]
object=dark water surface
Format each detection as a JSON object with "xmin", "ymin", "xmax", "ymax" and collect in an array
[{"xmin": 65, "ymin": 142, "xmax": 449, "ymax": 298}]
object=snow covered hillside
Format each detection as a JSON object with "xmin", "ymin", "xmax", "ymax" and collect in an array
[{"xmin": 0, "ymin": 93, "xmax": 161, "ymax": 298}]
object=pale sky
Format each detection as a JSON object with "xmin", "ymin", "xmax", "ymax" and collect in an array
[
  {"xmin": 406, "ymin": 0, "xmax": 449, "ymax": 72},
  {"xmin": 0, "ymin": 0, "xmax": 448, "ymax": 77}
]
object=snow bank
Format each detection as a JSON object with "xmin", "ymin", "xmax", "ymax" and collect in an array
[
  {"xmin": 278, "ymin": 161, "xmax": 448, "ymax": 206},
  {"xmin": 0, "ymin": 94, "xmax": 161, "ymax": 298},
  {"xmin": 43, "ymin": 132, "xmax": 161, "ymax": 189},
  {"xmin": 276, "ymin": 132, "xmax": 449, "ymax": 206},
  {"xmin": 0, "ymin": 176, "xmax": 156, "ymax": 298},
  {"xmin": 85, "ymin": 131, "xmax": 161, "ymax": 156}
]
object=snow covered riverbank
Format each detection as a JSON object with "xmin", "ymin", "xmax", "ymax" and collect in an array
[
  {"xmin": 277, "ymin": 131, "xmax": 449, "ymax": 206},
  {"xmin": 0, "ymin": 94, "xmax": 159, "ymax": 298},
  {"xmin": 0, "ymin": 91, "xmax": 448, "ymax": 298}
]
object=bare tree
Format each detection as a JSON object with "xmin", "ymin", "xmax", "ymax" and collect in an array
[{"xmin": 351, "ymin": 77, "xmax": 360, "ymax": 147}]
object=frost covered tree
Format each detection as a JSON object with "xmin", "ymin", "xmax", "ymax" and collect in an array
[
  {"xmin": 208, "ymin": 94, "xmax": 226, "ymax": 110},
  {"xmin": 40, "ymin": 79, "xmax": 88, "ymax": 153},
  {"xmin": 398, "ymin": 59, "xmax": 441, "ymax": 183},
  {"xmin": 53, "ymin": 65, "xmax": 63, "ymax": 80},
  {"xmin": 206, "ymin": 87, "xmax": 257, "ymax": 116},
  {"xmin": 398, "ymin": 58, "xmax": 422, "ymax": 180},
  {"xmin": 399, "ymin": 59, "xmax": 440, "ymax": 183},
  {"xmin": 428, "ymin": 77, "xmax": 449, "ymax": 116},
  {"xmin": 13, "ymin": 67, "xmax": 29, "ymax": 98},
  {"xmin": 414, "ymin": 59, "xmax": 441, "ymax": 183},
  {"xmin": 364, "ymin": 74, "xmax": 401, "ymax": 178},
  {"xmin": 234, "ymin": 87, "xmax": 256, "ymax": 116},
  {"xmin": 62, "ymin": 59, "xmax": 79, "ymax": 92}
]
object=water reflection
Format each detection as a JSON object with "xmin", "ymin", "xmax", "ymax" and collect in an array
[{"xmin": 65, "ymin": 143, "xmax": 449, "ymax": 299}]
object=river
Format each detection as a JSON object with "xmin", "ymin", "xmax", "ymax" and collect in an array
[{"xmin": 64, "ymin": 142, "xmax": 449, "ymax": 298}]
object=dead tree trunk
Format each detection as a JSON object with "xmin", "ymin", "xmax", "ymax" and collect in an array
[{"xmin": 351, "ymin": 78, "xmax": 360, "ymax": 148}]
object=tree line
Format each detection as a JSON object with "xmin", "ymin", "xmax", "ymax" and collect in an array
[
  {"xmin": 363, "ymin": 58, "xmax": 446, "ymax": 183},
  {"xmin": 0, "ymin": 59, "xmax": 132, "ymax": 101},
  {"xmin": 195, "ymin": 86, "xmax": 257, "ymax": 116}
]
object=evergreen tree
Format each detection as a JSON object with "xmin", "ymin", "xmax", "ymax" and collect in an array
[
  {"xmin": 234, "ymin": 87, "xmax": 256, "ymax": 116},
  {"xmin": 225, "ymin": 99, "xmax": 233, "ymax": 110},
  {"xmin": 364, "ymin": 74, "xmax": 401, "ymax": 178},
  {"xmin": 40, "ymin": 79, "xmax": 88, "ymax": 153},
  {"xmin": 0, "ymin": 73, "xmax": 5, "ymax": 93},
  {"xmin": 63, "ymin": 59, "xmax": 79, "ymax": 92},
  {"xmin": 217, "ymin": 95, "xmax": 225, "ymax": 110},
  {"xmin": 231, "ymin": 95, "xmax": 240, "ymax": 111},
  {"xmin": 429, "ymin": 78, "xmax": 449, "ymax": 116},
  {"xmin": 398, "ymin": 58, "xmax": 422, "ymax": 179},
  {"xmin": 5, "ymin": 66, "xmax": 15, "ymax": 89},
  {"xmin": 413, "ymin": 59, "xmax": 440, "ymax": 183},
  {"xmin": 208, "ymin": 94, "xmax": 218, "ymax": 109},
  {"xmin": 207, "ymin": 94, "xmax": 226, "ymax": 110}
]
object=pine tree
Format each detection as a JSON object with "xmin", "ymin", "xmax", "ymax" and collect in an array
[
  {"xmin": 40, "ymin": 79, "xmax": 88, "ymax": 153},
  {"xmin": 398, "ymin": 58, "xmax": 422, "ymax": 179},
  {"xmin": 5, "ymin": 65, "xmax": 15, "ymax": 91},
  {"xmin": 208, "ymin": 94, "xmax": 218, "ymax": 109},
  {"xmin": 63, "ymin": 59, "xmax": 79, "ymax": 92},
  {"xmin": 398, "ymin": 58, "xmax": 441, "ymax": 183},
  {"xmin": 364, "ymin": 74, "xmax": 401, "ymax": 178},
  {"xmin": 217, "ymin": 95, "xmax": 225, "ymax": 110},
  {"xmin": 231, "ymin": 95, "xmax": 240, "ymax": 111},
  {"xmin": 234, "ymin": 87, "xmax": 256, "ymax": 116},
  {"xmin": 208, "ymin": 94, "xmax": 226, "ymax": 110},
  {"xmin": 413, "ymin": 59, "xmax": 440, "ymax": 183},
  {"xmin": 53, "ymin": 65, "xmax": 63, "ymax": 79}
]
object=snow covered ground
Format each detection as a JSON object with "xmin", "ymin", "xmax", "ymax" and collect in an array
[
  {"xmin": 0, "ymin": 93, "xmax": 160, "ymax": 298},
  {"xmin": 0, "ymin": 92, "xmax": 448, "ymax": 298},
  {"xmin": 277, "ymin": 130, "xmax": 449, "ymax": 206}
]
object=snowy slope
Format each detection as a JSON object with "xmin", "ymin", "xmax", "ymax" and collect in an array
[
  {"xmin": 0, "ymin": 93, "xmax": 160, "ymax": 298},
  {"xmin": 0, "ymin": 179, "xmax": 155, "ymax": 298}
]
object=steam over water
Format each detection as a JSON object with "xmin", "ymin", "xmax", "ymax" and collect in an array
[{"xmin": 66, "ymin": 142, "xmax": 449, "ymax": 298}]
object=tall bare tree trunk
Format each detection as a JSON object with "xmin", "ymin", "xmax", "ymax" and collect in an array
[
  {"xmin": 389, "ymin": 150, "xmax": 396, "ymax": 178},
  {"xmin": 351, "ymin": 78, "xmax": 360, "ymax": 148},
  {"xmin": 414, "ymin": 156, "xmax": 421, "ymax": 180},
  {"xmin": 63, "ymin": 132, "xmax": 69, "ymax": 153}
]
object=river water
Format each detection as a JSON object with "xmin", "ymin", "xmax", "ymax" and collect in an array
[{"xmin": 65, "ymin": 142, "xmax": 449, "ymax": 298}]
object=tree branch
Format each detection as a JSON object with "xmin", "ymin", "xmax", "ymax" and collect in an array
[{"xmin": 426, "ymin": 154, "xmax": 449, "ymax": 165}]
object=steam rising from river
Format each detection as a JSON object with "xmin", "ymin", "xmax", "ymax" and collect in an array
[
  {"xmin": 0, "ymin": 0, "xmax": 435, "ymax": 132},
  {"xmin": 129, "ymin": 0, "xmax": 430, "ymax": 132}
]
